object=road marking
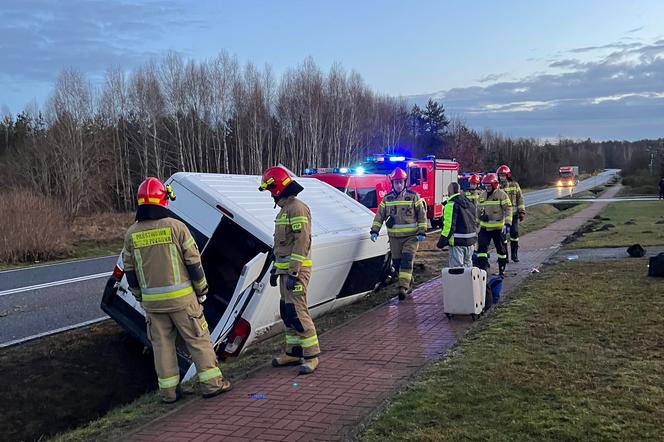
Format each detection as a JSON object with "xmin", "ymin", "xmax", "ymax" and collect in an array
[
  {"xmin": 0, "ymin": 316, "xmax": 110, "ymax": 348},
  {"xmin": 0, "ymin": 272, "xmax": 112, "ymax": 297},
  {"xmin": 0, "ymin": 255, "xmax": 117, "ymax": 275}
]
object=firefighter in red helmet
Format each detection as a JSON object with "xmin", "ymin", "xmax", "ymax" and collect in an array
[
  {"xmin": 259, "ymin": 166, "xmax": 320, "ymax": 374},
  {"xmin": 476, "ymin": 173, "xmax": 512, "ymax": 276},
  {"xmin": 497, "ymin": 165, "xmax": 526, "ymax": 262},
  {"xmin": 123, "ymin": 177, "xmax": 231, "ymax": 403},
  {"xmin": 370, "ymin": 167, "xmax": 427, "ymax": 300}
]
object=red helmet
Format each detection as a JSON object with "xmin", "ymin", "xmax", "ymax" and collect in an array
[
  {"xmin": 389, "ymin": 167, "xmax": 407, "ymax": 181},
  {"xmin": 259, "ymin": 166, "xmax": 294, "ymax": 198},
  {"xmin": 469, "ymin": 174, "xmax": 481, "ymax": 186},
  {"xmin": 496, "ymin": 164, "xmax": 511, "ymax": 178},
  {"xmin": 482, "ymin": 173, "xmax": 499, "ymax": 190},
  {"xmin": 137, "ymin": 177, "xmax": 175, "ymax": 207}
]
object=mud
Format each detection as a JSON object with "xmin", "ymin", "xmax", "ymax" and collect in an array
[{"xmin": 0, "ymin": 321, "xmax": 155, "ymax": 442}]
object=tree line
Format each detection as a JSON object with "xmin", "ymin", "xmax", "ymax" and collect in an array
[{"xmin": 0, "ymin": 52, "xmax": 660, "ymax": 220}]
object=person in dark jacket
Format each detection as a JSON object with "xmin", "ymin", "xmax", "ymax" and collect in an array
[
  {"xmin": 659, "ymin": 177, "xmax": 664, "ymax": 200},
  {"xmin": 437, "ymin": 182, "xmax": 478, "ymax": 267}
]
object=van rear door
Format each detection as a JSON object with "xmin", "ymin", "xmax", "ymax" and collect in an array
[{"xmin": 183, "ymin": 251, "xmax": 271, "ymax": 381}]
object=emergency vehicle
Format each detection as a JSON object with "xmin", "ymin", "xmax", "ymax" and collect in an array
[
  {"xmin": 557, "ymin": 166, "xmax": 579, "ymax": 187},
  {"xmin": 101, "ymin": 172, "xmax": 391, "ymax": 381},
  {"xmin": 302, "ymin": 167, "xmax": 391, "ymax": 214},
  {"xmin": 305, "ymin": 154, "xmax": 460, "ymax": 228}
]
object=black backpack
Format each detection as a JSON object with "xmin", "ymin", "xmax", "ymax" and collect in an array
[{"xmin": 648, "ymin": 253, "xmax": 664, "ymax": 277}]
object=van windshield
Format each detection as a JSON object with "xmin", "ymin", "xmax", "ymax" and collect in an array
[{"xmin": 357, "ymin": 188, "xmax": 377, "ymax": 209}]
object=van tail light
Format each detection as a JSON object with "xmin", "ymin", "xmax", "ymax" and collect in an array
[
  {"xmin": 112, "ymin": 265, "xmax": 124, "ymax": 280},
  {"xmin": 221, "ymin": 318, "xmax": 251, "ymax": 360}
]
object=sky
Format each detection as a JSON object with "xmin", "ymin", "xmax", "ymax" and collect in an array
[{"xmin": 1, "ymin": 0, "xmax": 663, "ymax": 140}]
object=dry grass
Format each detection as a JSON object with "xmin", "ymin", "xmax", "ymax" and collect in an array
[
  {"xmin": 71, "ymin": 212, "xmax": 135, "ymax": 242},
  {"xmin": 0, "ymin": 190, "xmax": 74, "ymax": 264}
]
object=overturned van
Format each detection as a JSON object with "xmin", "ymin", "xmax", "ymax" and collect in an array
[{"xmin": 101, "ymin": 172, "xmax": 391, "ymax": 380}]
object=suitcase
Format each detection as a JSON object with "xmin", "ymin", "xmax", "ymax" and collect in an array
[
  {"xmin": 442, "ymin": 267, "xmax": 487, "ymax": 320},
  {"xmin": 648, "ymin": 252, "xmax": 664, "ymax": 277}
]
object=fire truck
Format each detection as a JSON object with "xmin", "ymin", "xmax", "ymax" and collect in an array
[{"xmin": 304, "ymin": 154, "xmax": 459, "ymax": 228}]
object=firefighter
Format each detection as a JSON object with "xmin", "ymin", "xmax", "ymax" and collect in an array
[
  {"xmin": 259, "ymin": 166, "xmax": 320, "ymax": 374},
  {"xmin": 437, "ymin": 182, "xmax": 477, "ymax": 267},
  {"xmin": 370, "ymin": 167, "xmax": 427, "ymax": 300},
  {"xmin": 476, "ymin": 173, "xmax": 512, "ymax": 276},
  {"xmin": 497, "ymin": 165, "xmax": 526, "ymax": 262},
  {"xmin": 123, "ymin": 178, "xmax": 231, "ymax": 404},
  {"xmin": 465, "ymin": 174, "xmax": 482, "ymax": 206}
]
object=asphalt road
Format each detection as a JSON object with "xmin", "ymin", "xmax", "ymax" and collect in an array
[
  {"xmin": 523, "ymin": 168, "xmax": 620, "ymax": 207},
  {"xmin": 0, "ymin": 256, "xmax": 118, "ymax": 346},
  {"xmin": 0, "ymin": 168, "xmax": 622, "ymax": 346}
]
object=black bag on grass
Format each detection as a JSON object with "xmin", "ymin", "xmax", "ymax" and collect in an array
[
  {"xmin": 648, "ymin": 253, "xmax": 664, "ymax": 277},
  {"xmin": 627, "ymin": 244, "xmax": 646, "ymax": 258}
]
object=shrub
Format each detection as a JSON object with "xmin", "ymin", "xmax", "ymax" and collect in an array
[{"xmin": 0, "ymin": 191, "xmax": 74, "ymax": 264}]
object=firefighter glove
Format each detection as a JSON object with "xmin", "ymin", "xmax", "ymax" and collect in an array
[
  {"xmin": 269, "ymin": 268, "xmax": 278, "ymax": 287},
  {"xmin": 436, "ymin": 236, "xmax": 449, "ymax": 249},
  {"xmin": 519, "ymin": 212, "xmax": 526, "ymax": 221},
  {"xmin": 502, "ymin": 225, "xmax": 511, "ymax": 235},
  {"xmin": 286, "ymin": 275, "xmax": 297, "ymax": 291},
  {"xmin": 479, "ymin": 214, "xmax": 489, "ymax": 222},
  {"xmin": 370, "ymin": 232, "xmax": 378, "ymax": 242},
  {"xmin": 417, "ymin": 234, "xmax": 426, "ymax": 242}
]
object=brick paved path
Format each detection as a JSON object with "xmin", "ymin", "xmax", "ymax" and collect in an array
[{"xmin": 125, "ymin": 186, "xmax": 620, "ymax": 442}]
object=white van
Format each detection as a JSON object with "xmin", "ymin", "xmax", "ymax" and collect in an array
[{"xmin": 101, "ymin": 172, "xmax": 391, "ymax": 380}]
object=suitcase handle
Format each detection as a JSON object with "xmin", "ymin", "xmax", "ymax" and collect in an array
[{"xmin": 447, "ymin": 268, "xmax": 465, "ymax": 275}]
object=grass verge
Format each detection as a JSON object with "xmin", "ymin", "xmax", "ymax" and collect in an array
[
  {"xmin": 519, "ymin": 202, "xmax": 588, "ymax": 236},
  {"xmin": 569, "ymin": 201, "xmax": 664, "ymax": 248},
  {"xmin": 361, "ymin": 259, "xmax": 664, "ymax": 442}
]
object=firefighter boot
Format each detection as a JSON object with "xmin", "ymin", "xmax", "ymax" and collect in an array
[
  {"xmin": 511, "ymin": 242, "xmax": 519, "ymax": 263},
  {"xmin": 161, "ymin": 385, "xmax": 182, "ymax": 404},
  {"xmin": 299, "ymin": 357, "xmax": 319, "ymax": 374},
  {"xmin": 272, "ymin": 354, "xmax": 302, "ymax": 367},
  {"xmin": 202, "ymin": 377, "xmax": 232, "ymax": 399},
  {"xmin": 398, "ymin": 287, "xmax": 408, "ymax": 301}
]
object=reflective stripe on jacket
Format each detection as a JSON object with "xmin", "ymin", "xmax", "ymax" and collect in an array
[
  {"xmin": 123, "ymin": 217, "xmax": 207, "ymax": 313},
  {"xmin": 478, "ymin": 188, "xmax": 513, "ymax": 230},
  {"xmin": 370, "ymin": 189, "xmax": 427, "ymax": 237}
]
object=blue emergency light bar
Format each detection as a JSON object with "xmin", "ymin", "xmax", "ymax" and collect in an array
[{"xmin": 303, "ymin": 167, "xmax": 361, "ymax": 175}]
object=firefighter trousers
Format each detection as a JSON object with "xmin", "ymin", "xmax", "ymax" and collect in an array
[
  {"xmin": 508, "ymin": 214, "xmax": 520, "ymax": 258},
  {"xmin": 389, "ymin": 235, "xmax": 419, "ymax": 289},
  {"xmin": 279, "ymin": 273, "xmax": 320, "ymax": 359},
  {"xmin": 146, "ymin": 298, "xmax": 224, "ymax": 401},
  {"xmin": 476, "ymin": 228, "xmax": 508, "ymax": 274}
]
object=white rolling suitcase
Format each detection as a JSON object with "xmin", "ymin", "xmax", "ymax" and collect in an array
[{"xmin": 441, "ymin": 267, "xmax": 486, "ymax": 320}]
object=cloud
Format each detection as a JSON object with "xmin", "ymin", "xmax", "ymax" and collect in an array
[
  {"xmin": 477, "ymin": 72, "xmax": 508, "ymax": 83},
  {"xmin": 569, "ymin": 41, "xmax": 644, "ymax": 54},
  {"xmin": 626, "ymin": 26, "xmax": 644, "ymax": 34},
  {"xmin": 408, "ymin": 39, "xmax": 664, "ymax": 140},
  {"xmin": 0, "ymin": 1, "xmax": 201, "ymax": 100}
]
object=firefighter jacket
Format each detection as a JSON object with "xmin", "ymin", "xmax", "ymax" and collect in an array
[
  {"xmin": 502, "ymin": 179, "xmax": 525, "ymax": 214},
  {"xmin": 123, "ymin": 217, "xmax": 208, "ymax": 313},
  {"xmin": 371, "ymin": 189, "xmax": 427, "ymax": 238},
  {"xmin": 273, "ymin": 196, "xmax": 312, "ymax": 279},
  {"xmin": 478, "ymin": 188, "xmax": 513, "ymax": 230},
  {"xmin": 465, "ymin": 188, "xmax": 481, "ymax": 221},
  {"xmin": 465, "ymin": 188, "xmax": 481, "ymax": 205},
  {"xmin": 439, "ymin": 193, "xmax": 477, "ymax": 247}
]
